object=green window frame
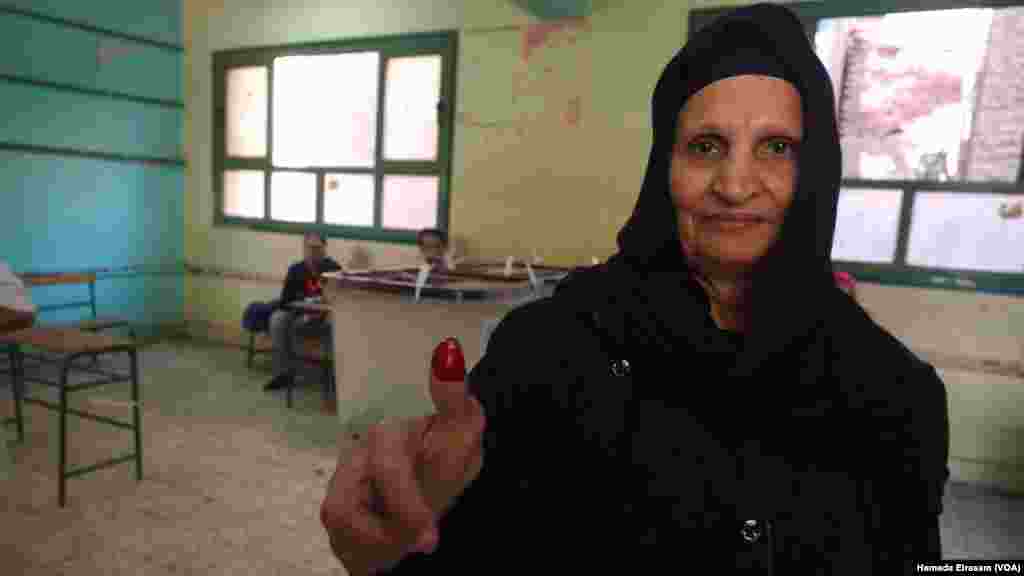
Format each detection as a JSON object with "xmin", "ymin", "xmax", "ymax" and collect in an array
[
  {"xmin": 689, "ymin": 1, "xmax": 1024, "ymax": 296},
  {"xmin": 212, "ymin": 31, "xmax": 458, "ymax": 245}
]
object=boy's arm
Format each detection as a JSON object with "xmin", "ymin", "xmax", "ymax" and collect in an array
[{"xmin": 280, "ymin": 264, "xmax": 301, "ymax": 305}]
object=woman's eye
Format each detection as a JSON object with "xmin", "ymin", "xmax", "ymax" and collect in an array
[
  {"xmin": 763, "ymin": 139, "xmax": 796, "ymax": 157},
  {"xmin": 688, "ymin": 140, "xmax": 720, "ymax": 157}
]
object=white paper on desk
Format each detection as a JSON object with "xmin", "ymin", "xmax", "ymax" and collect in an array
[
  {"xmin": 0, "ymin": 261, "xmax": 34, "ymax": 314},
  {"xmin": 526, "ymin": 251, "xmax": 544, "ymax": 290},
  {"xmin": 414, "ymin": 263, "xmax": 431, "ymax": 302},
  {"xmin": 525, "ymin": 261, "xmax": 539, "ymax": 290}
]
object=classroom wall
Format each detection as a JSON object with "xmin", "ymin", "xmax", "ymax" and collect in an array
[
  {"xmin": 184, "ymin": 0, "xmax": 1023, "ymax": 492},
  {"xmin": 0, "ymin": 0, "xmax": 185, "ymax": 331},
  {"xmin": 183, "ymin": 0, "xmax": 683, "ymax": 331}
]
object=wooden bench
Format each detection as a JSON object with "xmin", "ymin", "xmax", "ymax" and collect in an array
[
  {"xmin": 247, "ymin": 324, "xmax": 330, "ymax": 358},
  {"xmin": 246, "ymin": 331, "xmax": 273, "ymax": 368},
  {"xmin": 21, "ymin": 272, "xmax": 135, "ymax": 337},
  {"xmin": 243, "ymin": 308, "xmax": 328, "ymax": 361},
  {"xmin": 286, "ymin": 334, "xmax": 334, "ymax": 410},
  {"xmin": 280, "ymin": 301, "xmax": 335, "ymax": 410},
  {"xmin": 0, "ymin": 326, "xmax": 141, "ymax": 507},
  {"xmin": 245, "ymin": 328, "xmax": 333, "ymax": 410},
  {"xmin": 245, "ymin": 300, "xmax": 334, "ymax": 410},
  {"xmin": 15, "ymin": 272, "xmax": 136, "ymax": 371}
]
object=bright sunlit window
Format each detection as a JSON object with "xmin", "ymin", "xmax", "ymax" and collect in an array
[
  {"xmin": 213, "ymin": 33, "xmax": 455, "ymax": 244},
  {"xmin": 814, "ymin": 9, "xmax": 1010, "ymax": 183}
]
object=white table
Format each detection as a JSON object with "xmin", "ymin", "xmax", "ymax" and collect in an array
[{"xmin": 323, "ymin": 266, "xmax": 565, "ymax": 436}]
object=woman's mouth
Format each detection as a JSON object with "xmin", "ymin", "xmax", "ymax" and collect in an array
[{"xmin": 704, "ymin": 214, "xmax": 767, "ymax": 231}]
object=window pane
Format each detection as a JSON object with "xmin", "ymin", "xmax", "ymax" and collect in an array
[
  {"xmin": 381, "ymin": 176, "xmax": 438, "ymax": 230},
  {"xmin": 269, "ymin": 171, "xmax": 316, "ymax": 223},
  {"xmin": 324, "ymin": 173, "xmax": 375, "ymax": 227},
  {"xmin": 222, "ymin": 170, "xmax": 265, "ymax": 219},
  {"xmin": 384, "ymin": 55, "xmax": 441, "ymax": 161},
  {"xmin": 273, "ymin": 52, "xmax": 379, "ymax": 168},
  {"xmin": 907, "ymin": 192, "xmax": 1024, "ymax": 273},
  {"xmin": 226, "ymin": 67, "xmax": 268, "ymax": 157},
  {"xmin": 815, "ymin": 8, "xmax": 1024, "ymax": 183},
  {"xmin": 830, "ymin": 187, "xmax": 903, "ymax": 263}
]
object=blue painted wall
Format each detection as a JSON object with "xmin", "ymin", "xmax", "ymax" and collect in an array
[
  {"xmin": 510, "ymin": 0, "xmax": 594, "ymax": 19},
  {"xmin": 0, "ymin": 0, "xmax": 184, "ymax": 329}
]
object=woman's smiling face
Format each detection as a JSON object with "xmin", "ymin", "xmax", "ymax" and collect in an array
[{"xmin": 670, "ymin": 74, "xmax": 803, "ymax": 276}]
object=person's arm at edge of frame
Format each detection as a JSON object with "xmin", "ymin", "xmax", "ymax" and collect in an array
[
  {"xmin": 873, "ymin": 361, "xmax": 950, "ymax": 572},
  {"xmin": 380, "ymin": 306, "xmax": 547, "ymax": 573}
]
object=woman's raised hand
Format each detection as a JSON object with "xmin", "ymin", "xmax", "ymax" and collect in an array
[{"xmin": 320, "ymin": 338, "xmax": 486, "ymax": 575}]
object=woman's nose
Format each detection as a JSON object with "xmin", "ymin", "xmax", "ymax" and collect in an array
[{"xmin": 713, "ymin": 155, "xmax": 756, "ymax": 205}]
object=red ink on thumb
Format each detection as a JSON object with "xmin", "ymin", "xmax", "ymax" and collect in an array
[{"xmin": 431, "ymin": 338, "xmax": 465, "ymax": 382}]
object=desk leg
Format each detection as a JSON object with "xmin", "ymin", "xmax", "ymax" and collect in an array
[
  {"xmin": 286, "ymin": 371, "xmax": 294, "ymax": 409},
  {"xmin": 58, "ymin": 358, "xmax": 69, "ymax": 508},
  {"xmin": 247, "ymin": 332, "xmax": 255, "ymax": 369},
  {"xmin": 130, "ymin": 349, "xmax": 142, "ymax": 481},
  {"xmin": 9, "ymin": 346, "xmax": 24, "ymax": 443}
]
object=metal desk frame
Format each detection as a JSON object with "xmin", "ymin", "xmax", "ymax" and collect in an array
[
  {"xmin": 2, "ymin": 339, "xmax": 141, "ymax": 507},
  {"xmin": 281, "ymin": 300, "xmax": 335, "ymax": 409}
]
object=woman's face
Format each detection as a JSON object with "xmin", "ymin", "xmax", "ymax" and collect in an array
[{"xmin": 670, "ymin": 74, "xmax": 803, "ymax": 276}]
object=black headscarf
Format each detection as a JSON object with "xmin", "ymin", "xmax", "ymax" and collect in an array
[{"xmin": 606, "ymin": 2, "xmax": 842, "ymax": 367}]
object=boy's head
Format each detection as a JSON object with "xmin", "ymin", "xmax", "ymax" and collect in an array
[
  {"xmin": 417, "ymin": 229, "xmax": 448, "ymax": 261},
  {"xmin": 303, "ymin": 232, "xmax": 327, "ymax": 264}
]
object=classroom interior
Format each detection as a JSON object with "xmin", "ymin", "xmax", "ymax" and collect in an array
[{"xmin": 1, "ymin": 0, "xmax": 1022, "ymax": 573}]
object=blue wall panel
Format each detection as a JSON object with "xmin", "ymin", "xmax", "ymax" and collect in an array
[
  {"xmin": 0, "ymin": 0, "xmax": 184, "ymax": 329},
  {"xmin": 0, "ymin": 83, "xmax": 182, "ymax": 159},
  {"xmin": 3, "ymin": 0, "xmax": 182, "ymax": 46},
  {"xmin": 0, "ymin": 15, "xmax": 97, "ymax": 87},
  {"xmin": 94, "ymin": 38, "xmax": 183, "ymax": 103},
  {"xmin": 0, "ymin": 151, "xmax": 184, "ymax": 325},
  {"xmin": 0, "ymin": 16, "xmax": 182, "ymax": 102},
  {"xmin": 0, "ymin": 152, "xmax": 183, "ymax": 271}
]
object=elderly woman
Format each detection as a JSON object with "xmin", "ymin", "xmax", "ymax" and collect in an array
[{"xmin": 320, "ymin": 3, "xmax": 949, "ymax": 574}]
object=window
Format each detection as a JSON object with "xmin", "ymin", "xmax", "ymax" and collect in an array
[
  {"xmin": 831, "ymin": 187, "xmax": 903, "ymax": 264},
  {"xmin": 213, "ymin": 32, "xmax": 456, "ymax": 244},
  {"xmin": 690, "ymin": 2, "xmax": 1024, "ymax": 295}
]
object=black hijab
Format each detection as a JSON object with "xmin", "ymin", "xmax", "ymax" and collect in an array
[{"xmin": 599, "ymin": 3, "xmax": 842, "ymax": 373}]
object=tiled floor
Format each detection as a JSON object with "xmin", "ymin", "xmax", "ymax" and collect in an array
[
  {"xmin": 1, "ymin": 339, "xmax": 350, "ymax": 575},
  {"xmin": 0, "ymin": 337, "xmax": 1022, "ymax": 575},
  {"xmin": 943, "ymin": 482, "xmax": 1024, "ymax": 558}
]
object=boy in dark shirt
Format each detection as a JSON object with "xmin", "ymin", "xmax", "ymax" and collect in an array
[{"xmin": 265, "ymin": 232, "xmax": 341, "ymax": 391}]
